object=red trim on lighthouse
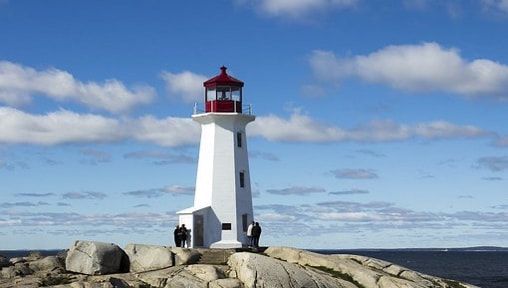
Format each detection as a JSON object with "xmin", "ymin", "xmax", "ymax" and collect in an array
[{"xmin": 204, "ymin": 66, "xmax": 244, "ymax": 88}]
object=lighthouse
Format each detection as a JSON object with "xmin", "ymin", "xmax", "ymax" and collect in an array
[{"xmin": 177, "ymin": 66, "xmax": 255, "ymax": 248}]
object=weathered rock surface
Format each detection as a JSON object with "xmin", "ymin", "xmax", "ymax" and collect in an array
[
  {"xmin": 135, "ymin": 264, "xmax": 226, "ymax": 288},
  {"xmin": 265, "ymin": 246, "xmax": 479, "ymax": 288},
  {"xmin": 124, "ymin": 243, "xmax": 174, "ymax": 273},
  {"xmin": 28, "ymin": 256, "xmax": 64, "ymax": 272},
  {"xmin": 169, "ymin": 247, "xmax": 201, "ymax": 265},
  {"xmin": 65, "ymin": 241, "xmax": 125, "ymax": 275},
  {"xmin": 2, "ymin": 263, "xmax": 34, "ymax": 279},
  {"xmin": 228, "ymin": 252, "xmax": 357, "ymax": 288},
  {"xmin": 9, "ymin": 257, "xmax": 26, "ymax": 265}
]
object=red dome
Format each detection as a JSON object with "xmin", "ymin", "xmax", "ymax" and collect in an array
[{"xmin": 203, "ymin": 66, "xmax": 244, "ymax": 88}]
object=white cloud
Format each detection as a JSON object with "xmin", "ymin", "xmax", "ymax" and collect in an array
[
  {"xmin": 0, "ymin": 61, "xmax": 154, "ymax": 113},
  {"xmin": 0, "ymin": 107, "xmax": 124, "ymax": 145},
  {"xmin": 0, "ymin": 107, "xmax": 200, "ymax": 146},
  {"xmin": 130, "ymin": 115, "xmax": 200, "ymax": 147},
  {"xmin": 247, "ymin": 0, "xmax": 358, "ymax": 17},
  {"xmin": 309, "ymin": 42, "xmax": 508, "ymax": 99},
  {"xmin": 482, "ymin": 0, "xmax": 508, "ymax": 12},
  {"xmin": 161, "ymin": 71, "xmax": 207, "ymax": 103},
  {"xmin": 251, "ymin": 110, "xmax": 488, "ymax": 142},
  {"xmin": 0, "ymin": 107, "xmax": 490, "ymax": 146}
]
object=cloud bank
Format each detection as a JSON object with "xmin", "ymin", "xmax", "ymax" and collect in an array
[
  {"xmin": 0, "ymin": 107, "xmax": 492, "ymax": 146},
  {"xmin": 310, "ymin": 42, "xmax": 508, "ymax": 99},
  {"xmin": 0, "ymin": 107, "xmax": 200, "ymax": 147},
  {"xmin": 0, "ymin": 61, "xmax": 154, "ymax": 113}
]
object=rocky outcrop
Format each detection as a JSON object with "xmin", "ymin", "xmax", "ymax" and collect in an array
[
  {"xmin": 228, "ymin": 252, "xmax": 356, "ymax": 288},
  {"xmin": 124, "ymin": 243, "xmax": 174, "ymax": 273},
  {"xmin": 135, "ymin": 264, "xmax": 227, "ymax": 288},
  {"xmin": 265, "ymin": 246, "xmax": 479, "ymax": 288},
  {"xmin": 0, "ymin": 243, "xmax": 479, "ymax": 288},
  {"xmin": 65, "ymin": 240, "xmax": 125, "ymax": 275}
]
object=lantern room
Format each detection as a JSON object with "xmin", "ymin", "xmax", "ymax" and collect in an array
[{"xmin": 203, "ymin": 66, "xmax": 244, "ymax": 113}]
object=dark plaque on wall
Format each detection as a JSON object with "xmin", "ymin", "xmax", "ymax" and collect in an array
[{"xmin": 222, "ymin": 223, "xmax": 232, "ymax": 230}]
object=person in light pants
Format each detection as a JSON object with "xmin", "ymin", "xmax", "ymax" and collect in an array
[{"xmin": 247, "ymin": 221, "xmax": 255, "ymax": 247}]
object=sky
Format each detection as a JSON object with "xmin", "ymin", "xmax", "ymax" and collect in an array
[{"xmin": 1, "ymin": 0, "xmax": 508, "ymax": 250}]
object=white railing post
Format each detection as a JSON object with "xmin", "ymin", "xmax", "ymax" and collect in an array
[{"xmin": 193, "ymin": 102, "xmax": 197, "ymax": 115}]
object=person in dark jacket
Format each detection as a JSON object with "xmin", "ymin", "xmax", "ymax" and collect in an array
[
  {"xmin": 251, "ymin": 222, "xmax": 262, "ymax": 248},
  {"xmin": 173, "ymin": 225, "xmax": 181, "ymax": 247},
  {"xmin": 180, "ymin": 224, "xmax": 188, "ymax": 248}
]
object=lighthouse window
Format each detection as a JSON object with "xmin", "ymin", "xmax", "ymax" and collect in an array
[
  {"xmin": 206, "ymin": 88, "xmax": 216, "ymax": 101},
  {"xmin": 237, "ymin": 132, "xmax": 242, "ymax": 148},
  {"xmin": 217, "ymin": 87, "xmax": 231, "ymax": 100},
  {"xmin": 222, "ymin": 223, "xmax": 232, "ymax": 230},
  {"xmin": 232, "ymin": 87, "xmax": 241, "ymax": 101},
  {"xmin": 239, "ymin": 172, "xmax": 245, "ymax": 188}
]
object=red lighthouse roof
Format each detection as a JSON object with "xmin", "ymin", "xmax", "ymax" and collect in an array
[{"xmin": 203, "ymin": 66, "xmax": 244, "ymax": 88}]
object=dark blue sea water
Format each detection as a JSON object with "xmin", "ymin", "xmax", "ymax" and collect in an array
[
  {"xmin": 2, "ymin": 249, "xmax": 507, "ymax": 288},
  {"xmin": 315, "ymin": 250, "xmax": 508, "ymax": 288}
]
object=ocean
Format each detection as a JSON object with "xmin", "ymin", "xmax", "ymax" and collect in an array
[{"xmin": 2, "ymin": 249, "xmax": 507, "ymax": 288}]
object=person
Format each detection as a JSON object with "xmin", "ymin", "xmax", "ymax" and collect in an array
[
  {"xmin": 179, "ymin": 224, "xmax": 188, "ymax": 248},
  {"xmin": 246, "ymin": 221, "xmax": 255, "ymax": 247},
  {"xmin": 251, "ymin": 222, "xmax": 262, "ymax": 248},
  {"xmin": 173, "ymin": 225, "xmax": 181, "ymax": 247}
]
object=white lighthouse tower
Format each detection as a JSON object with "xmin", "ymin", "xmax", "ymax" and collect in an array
[{"xmin": 177, "ymin": 66, "xmax": 255, "ymax": 248}]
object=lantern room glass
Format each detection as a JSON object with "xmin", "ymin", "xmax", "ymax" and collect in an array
[{"xmin": 206, "ymin": 87, "xmax": 242, "ymax": 102}]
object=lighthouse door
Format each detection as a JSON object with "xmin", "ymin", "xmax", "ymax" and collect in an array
[{"xmin": 193, "ymin": 214, "xmax": 204, "ymax": 247}]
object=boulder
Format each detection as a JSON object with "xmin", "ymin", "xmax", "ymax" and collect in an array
[
  {"xmin": 65, "ymin": 240, "xmax": 125, "ymax": 275},
  {"xmin": 124, "ymin": 244, "xmax": 174, "ymax": 273},
  {"xmin": 169, "ymin": 247, "xmax": 201, "ymax": 265},
  {"xmin": 28, "ymin": 256, "xmax": 64, "ymax": 272},
  {"xmin": 228, "ymin": 252, "xmax": 357, "ymax": 288},
  {"xmin": 9, "ymin": 257, "xmax": 26, "ymax": 265}
]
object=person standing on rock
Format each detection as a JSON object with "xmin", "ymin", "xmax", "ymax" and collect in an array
[
  {"xmin": 252, "ymin": 222, "xmax": 262, "ymax": 248},
  {"xmin": 180, "ymin": 224, "xmax": 188, "ymax": 248},
  {"xmin": 173, "ymin": 225, "xmax": 181, "ymax": 247},
  {"xmin": 247, "ymin": 221, "xmax": 255, "ymax": 247}
]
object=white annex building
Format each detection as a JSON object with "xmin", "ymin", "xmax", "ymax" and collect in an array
[{"xmin": 177, "ymin": 67, "xmax": 255, "ymax": 248}]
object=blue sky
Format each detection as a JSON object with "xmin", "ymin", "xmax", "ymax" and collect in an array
[{"xmin": 1, "ymin": 0, "xmax": 508, "ymax": 249}]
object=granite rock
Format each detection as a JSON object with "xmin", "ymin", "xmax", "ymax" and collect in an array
[
  {"xmin": 65, "ymin": 240, "xmax": 125, "ymax": 275},
  {"xmin": 124, "ymin": 243, "xmax": 174, "ymax": 273}
]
